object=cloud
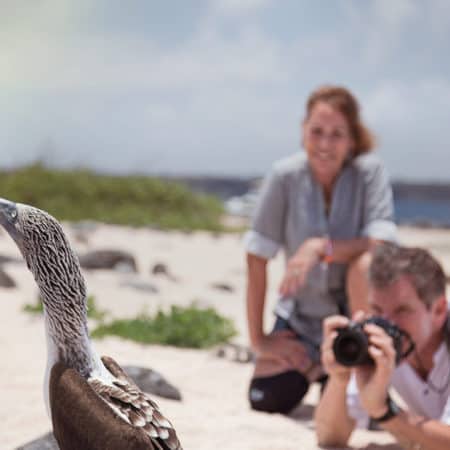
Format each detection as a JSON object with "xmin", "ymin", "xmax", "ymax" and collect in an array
[
  {"xmin": 373, "ymin": 0, "xmax": 418, "ymax": 28},
  {"xmin": 0, "ymin": 3, "xmax": 287, "ymax": 92},
  {"xmin": 364, "ymin": 79, "xmax": 450, "ymax": 181},
  {"xmin": 209, "ymin": 0, "xmax": 272, "ymax": 17},
  {"xmin": 0, "ymin": 1, "xmax": 449, "ymax": 179}
]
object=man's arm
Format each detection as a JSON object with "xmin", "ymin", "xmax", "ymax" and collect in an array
[
  {"xmin": 381, "ymin": 411, "xmax": 450, "ymax": 450},
  {"xmin": 314, "ymin": 375, "xmax": 356, "ymax": 446},
  {"xmin": 315, "ymin": 316, "xmax": 358, "ymax": 447},
  {"xmin": 356, "ymin": 323, "xmax": 450, "ymax": 450}
]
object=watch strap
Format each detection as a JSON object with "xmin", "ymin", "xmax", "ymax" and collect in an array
[{"xmin": 370, "ymin": 395, "xmax": 400, "ymax": 423}]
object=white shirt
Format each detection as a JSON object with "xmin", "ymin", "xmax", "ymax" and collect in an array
[{"xmin": 347, "ymin": 342, "xmax": 450, "ymax": 428}]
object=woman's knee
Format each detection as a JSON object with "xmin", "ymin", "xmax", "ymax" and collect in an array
[{"xmin": 248, "ymin": 370, "xmax": 309, "ymax": 414}]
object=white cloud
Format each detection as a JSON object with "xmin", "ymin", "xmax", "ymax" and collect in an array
[
  {"xmin": 373, "ymin": 0, "xmax": 418, "ymax": 27},
  {"xmin": 364, "ymin": 79, "xmax": 450, "ymax": 180},
  {"xmin": 209, "ymin": 0, "xmax": 272, "ymax": 17},
  {"xmin": 0, "ymin": 9, "xmax": 287, "ymax": 92},
  {"xmin": 342, "ymin": 0, "xmax": 421, "ymax": 67},
  {"xmin": 428, "ymin": 0, "xmax": 450, "ymax": 37},
  {"xmin": 0, "ymin": 2, "xmax": 449, "ymax": 179}
]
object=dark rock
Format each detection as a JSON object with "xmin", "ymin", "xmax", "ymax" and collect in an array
[
  {"xmin": 78, "ymin": 250, "xmax": 137, "ymax": 273},
  {"xmin": 152, "ymin": 263, "xmax": 168, "ymax": 275},
  {"xmin": 211, "ymin": 282, "xmax": 234, "ymax": 293},
  {"xmin": 119, "ymin": 280, "xmax": 159, "ymax": 293},
  {"xmin": 123, "ymin": 365, "xmax": 182, "ymax": 401},
  {"xmin": 16, "ymin": 431, "xmax": 58, "ymax": 450},
  {"xmin": 0, "ymin": 266, "xmax": 16, "ymax": 288},
  {"xmin": 215, "ymin": 343, "xmax": 255, "ymax": 363},
  {"xmin": 151, "ymin": 263, "xmax": 178, "ymax": 282}
]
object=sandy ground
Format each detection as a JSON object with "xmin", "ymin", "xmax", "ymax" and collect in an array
[{"xmin": 0, "ymin": 223, "xmax": 449, "ymax": 450}]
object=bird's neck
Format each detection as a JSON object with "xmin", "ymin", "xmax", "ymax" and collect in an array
[{"xmin": 42, "ymin": 291, "xmax": 94, "ymax": 378}]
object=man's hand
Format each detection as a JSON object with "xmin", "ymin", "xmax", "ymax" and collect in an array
[
  {"xmin": 279, "ymin": 237, "xmax": 327, "ymax": 296},
  {"xmin": 254, "ymin": 329, "xmax": 312, "ymax": 374},
  {"xmin": 321, "ymin": 315, "xmax": 353, "ymax": 383},
  {"xmin": 355, "ymin": 322, "xmax": 397, "ymax": 418}
]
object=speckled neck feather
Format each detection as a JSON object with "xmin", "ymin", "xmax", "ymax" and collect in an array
[{"xmin": 19, "ymin": 207, "xmax": 93, "ymax": 377}]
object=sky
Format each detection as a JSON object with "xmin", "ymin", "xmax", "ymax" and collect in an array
[{"xmin": 1, "ymin": 0, "xmax": 450, "ymax": 181}]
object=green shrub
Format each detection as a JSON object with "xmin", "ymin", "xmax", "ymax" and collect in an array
[
  {"xmin": 0, "ymin": 163, "xmax": 224, "ymax": 231},
  {"xmin": 23, "ymin": 299, "xmax": 44, "ymax": 314},
  {"xmin": 91, "ymin": 303, "xmax": 237, "ymax": 348}
]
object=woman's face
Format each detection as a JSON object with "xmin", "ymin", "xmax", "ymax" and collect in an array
[{"xmin": 302, "ymin": 101, "xmax": 355, "ymax": 187}]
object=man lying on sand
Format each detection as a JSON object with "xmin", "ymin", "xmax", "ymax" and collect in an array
[{"xmin": 315, "ymin": 243, "xmax": 450, "ymax": 450}]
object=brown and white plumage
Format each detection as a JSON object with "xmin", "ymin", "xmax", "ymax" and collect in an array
[{"xmin": 0, "ymin": 198, "xmax": 182, "ymax": 450}]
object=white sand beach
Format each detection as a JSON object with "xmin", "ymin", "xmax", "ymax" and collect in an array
[{"xmin": 1, "ymin": 223, "xmax": 449, "ymax": 450}]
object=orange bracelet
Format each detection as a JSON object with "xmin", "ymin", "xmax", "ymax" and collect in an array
[{"xmin": 322, "ymin": 238, "xmax": 333, "ymax": 263}]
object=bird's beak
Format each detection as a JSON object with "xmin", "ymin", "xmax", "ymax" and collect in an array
[{"xmin": 0, "ymin": 198, "xmax": 24, "ymax": 247}]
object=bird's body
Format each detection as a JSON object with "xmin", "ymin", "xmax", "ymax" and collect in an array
[{"xmin": 0, "ymin": 199, "xmax": 182, "ymax": 450}]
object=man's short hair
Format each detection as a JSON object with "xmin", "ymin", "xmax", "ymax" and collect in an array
[{"xmin": 369, "ymin": 243, "xmax": 446, "ymax": 308}]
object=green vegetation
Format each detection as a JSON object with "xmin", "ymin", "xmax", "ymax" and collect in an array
[
  {"xmin": 0, "ymin": 163, "xmax": 224, "ymax": 231},
  {"xmin": 22, "ymin": 299, "xmax": 44, "ymax": 314},
  {"xmin": 86, "ymin": 295, "xmax": 109, "ymax": 321},
  {"xmin": 92, "ymin": 303, "xmax": 237, "ymax": 348},
  {"xmin": 23, "ymin": 295, "xmax": 108, "ymax": 320},
  {"xmin": 23, "ymin": 295, "xmax": 237, "ymax": 349}
]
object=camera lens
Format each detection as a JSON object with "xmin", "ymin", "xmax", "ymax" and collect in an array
[
  {"xmin": 335, "ymin": 337, "xmax": 360, "ymax": 362},
  {"xmin": 332, "ymin": 327, "xmax": 372, "ymax": 366}
]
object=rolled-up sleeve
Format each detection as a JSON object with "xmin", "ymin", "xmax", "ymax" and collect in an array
[
  {"xmin": 346, "ymin": 376, "xmax": 370, "ymax": 429},
  {"xmin": 243, "ymin": 167, "xmax": 287, "ymax": 259},
  {"xmin": 361, "ymin": 159, "xmax": 397, "ymax": 242},
  {"xmin": 441, "ymin": 394, "xmax": 450, "ymax": 425}
]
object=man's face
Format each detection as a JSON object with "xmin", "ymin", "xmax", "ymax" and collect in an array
[{"xmin": 369, "ymin": 276, "xmax": 435, "ymax": 359}]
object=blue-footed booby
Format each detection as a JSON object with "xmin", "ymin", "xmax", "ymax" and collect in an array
[{"xmin": 0, "ymin": 198, "xmax": 182, "ymax": 450}]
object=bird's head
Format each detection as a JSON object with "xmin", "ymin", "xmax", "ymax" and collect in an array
[
  {"xmin": 0, "ymin": 198, "xmax": 85, "ymax": 296},
  {"xmin": 0, "ymin": 198, "xmax": 24, "ymax": 249}
]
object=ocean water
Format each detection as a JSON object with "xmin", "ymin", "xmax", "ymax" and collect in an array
[
  {"xmin": 394, "ymin": 198, "xmax": 450, "ymax": 227},
  {"xmin": 225, "ymin": 192, "xmax": 450, "ymax": 228}
]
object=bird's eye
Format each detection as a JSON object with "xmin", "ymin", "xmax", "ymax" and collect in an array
[{"xmin": 10, "ymin": 210, "xmax": 17, "ymax": 219}]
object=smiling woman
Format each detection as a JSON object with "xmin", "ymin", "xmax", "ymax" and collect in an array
[
  {"xmin": 243, "ymin": 85, "xmax": 398, "ymax": 415},
  {"xmin": 302, "ymin": 87, "xmax": 374, "ymax": 209}
]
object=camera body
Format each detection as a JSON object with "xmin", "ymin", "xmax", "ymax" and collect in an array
[{"xmin": 332, "ymin": 317, "xmax": 408, "ymax": 367}]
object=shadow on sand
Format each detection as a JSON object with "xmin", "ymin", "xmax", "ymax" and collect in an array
[{"xmin": 286, "ymin": 401, "xmax": 402, "ymax": 450}]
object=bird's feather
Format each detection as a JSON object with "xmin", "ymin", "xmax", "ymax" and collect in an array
[{"xmin": 88, "ymin": 356, "xmax": 182, "ymax": 450}]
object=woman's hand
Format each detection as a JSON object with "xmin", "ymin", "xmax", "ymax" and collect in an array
[
  {"xmin": 279, "ymin": 237, "xmax": 327, "ymax": 296},
  {"xmin": 254, "ymin": 330, "xmax": 312, "ymax": 373}
]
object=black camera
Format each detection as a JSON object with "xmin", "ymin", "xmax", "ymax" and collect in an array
[{"xmin": 332, "ymin": 316, "xmax": 414, "ymax": 367}]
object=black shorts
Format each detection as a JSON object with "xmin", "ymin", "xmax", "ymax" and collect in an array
[{"xmin": 248, "ymin": 316, "xmax": 326, "ymax": 414}]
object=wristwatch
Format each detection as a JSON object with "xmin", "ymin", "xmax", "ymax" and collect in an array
[{"xmin": 370, "ymin": 395, "xmax": 400, "ymax": 423}]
